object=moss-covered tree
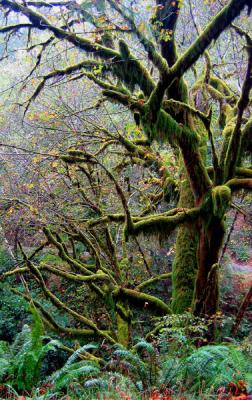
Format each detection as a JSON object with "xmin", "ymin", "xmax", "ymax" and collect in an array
[{"xmin": 0, "ymin": 0, "xmax": 251, "ymax": 343}]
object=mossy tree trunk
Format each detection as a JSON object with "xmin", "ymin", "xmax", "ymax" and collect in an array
[
  {"xmin": 193, "ymin": 185, "xmax": 232, "ymax": 315},
  {"xmin": 172, "ymin": 171, "xmax": 199, "ymax": 313},
  {"xmin": 153, "ymin": 3, "xmax": 201, "ymax": 313},
  {"xmin": 116, "ymin": 301, "xmax": 131, "ymax": 347}
]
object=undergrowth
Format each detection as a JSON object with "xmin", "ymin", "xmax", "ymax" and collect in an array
[{"xmin": 0, "ymin": 312, "xmax": 251, "ymax": 399}]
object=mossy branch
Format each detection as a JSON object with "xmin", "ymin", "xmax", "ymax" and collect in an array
[
  {"xmin": 136, "ymin": 273, "xmax": 172, "ymax": 291},
  {"xmin": 12, "ymin": 289, "xmax": 107, "ymax": 362},
  {"xmin": 43, "ymin": 227, "xmax": 95, "ymax": 275},
  {"xmin": 1, "ymin": 0, "xmax": 154, "ymax": 96},
  {"xmin": 102, "ymin": 89, "xmax": 143, "ymax": 111},
  {"xmin": 241, "ymin": 118, "xmax": 252, "ymax": 155},
  {"xmin": 127, "ymin": 207, "xmax": 201, "ymax": 237},
  {"xmin": 115, "ymin": 288, "xmax": 171, "ymax": 315},
  {"xmin": 0, "ymin": 23, "xmax": 32, "ymax": 32},
  {"xmin": 82, "ymin": 71, "xmax": 129, "ymax": 94},
  {"xmin": 226, "ymin": 178, "xmax": 252, "ymax": 192},
  {"xmin": 19, "ymin": 248, "xmax": 116, "ymax": 344},
  {"xmin": 235, "ymin": 167, "xmax": 252, "ymax": 178},
  {"xmin": 107, "ymin": 0, "xmax": 168, "ymax": 74},
  {"xmin": 162, "ymin": 99, "xmax": 209, "ymax": 125},
  {"xmin": 4, "ymin": 263, "xmax": 106, "ymax": 283},
  {"xmin": 169, "ymin": 0, "xmax": 250, "ymax": 80},
  {"xmin": 12, "ymin": 289, "xmax": 101, "ymax": 337},
  {"xmin": 224, "ymin": 44, "xmax": 252, "ymax": 180},
  {"xmin": 23, "ymin": 60, "xmax": 102, "ymax": 113}
]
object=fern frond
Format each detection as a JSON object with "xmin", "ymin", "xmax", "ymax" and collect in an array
[
  {"xmin": 65, "ymin": 343, "xmax": 99, "ymax": 367},
  {"xmin": 84, "ymin": 378, "xmax": 108, "ymax": 389},
  {"xmin": 133, "ymin": 339, "xmax": 156, "ymax": 355},
  {"xmin": 52, "ymin": 364, "xmax": 100, "ymax": 390}
]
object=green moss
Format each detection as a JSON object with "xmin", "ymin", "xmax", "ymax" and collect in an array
[
  {"xmin": 141, "ymin": 108, "xmax": 199, "ymax": 149},
  {"xmin": 163, "ymin": 177, "xmax": 179, "ymax": 203},
  {"xmin": 114, "ymin": 39, "xmax": 154, "ymax": 96},
  {"xmin": 209, "ymin": 76, "xmax": 232, "ymax": 97},
  {"xmin": 212, "ymin": 185, "xmax": 231, "ymax": 218},
  {"xmin": 116, "ymin": 301, "xmax": 131, "ymax": 347},
  {"xmin": 167, "ymin": 77, "xmax": 189, "ymax": 103}
]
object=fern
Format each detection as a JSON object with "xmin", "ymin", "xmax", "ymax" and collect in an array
[
  {"xmin": 49, "ymin": 344, "xmax": 100, "ymax": 392},
  {"xmin": 171, "ymin": 345, "xmax": 252, "ymax": 392},
  {"xmin": 84, "ymin": 377, "xmax": 108, "ymax": 389},
  {"xmin": 52, "ymin": 363, "xmax": 100, "ymax": 390},
  {"xmin": 133, "ymin": 339, "xmax": 155, "ymax": 356},
  {"xmin": 0, "ymin": 306, "xmax": 59, "ymax": 391},
  {"xmin": 65, "ymin": 343, "xmax": 98, "ymax": 367}
]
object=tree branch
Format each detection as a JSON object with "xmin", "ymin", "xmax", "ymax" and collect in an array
[
  {"xmin": 115, "ymin": 288, "xmax": 171, "ymax": 315},
  {"xmin": 136, "ymin": 273, "xmax": 172, "ymax": 291},
  {"xmin": 169, "ymin": 0, "xmax": 250, "ymax": 80},
  {"xmin": 226, "ymin": 178, "xmax": 252, "ymax": 192}
]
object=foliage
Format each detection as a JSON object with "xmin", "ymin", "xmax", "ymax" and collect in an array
[
  {"xmin": 0, "ymin": 284, "xmax": 29, "ymax": 342},
  {"xmin": 229, "ymin": 241, "xmax": 251, "ymax": 262},
  {"xmin": 0, "ymin": 307, "xmax": 60, "ymax": 391}
]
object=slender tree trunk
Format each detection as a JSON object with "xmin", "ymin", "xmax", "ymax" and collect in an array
[{"xmin": 231, "ymin": 286, "xmax": 252, "ymax": 336}]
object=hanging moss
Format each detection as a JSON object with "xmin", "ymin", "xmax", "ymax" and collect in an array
[
  {"xmin": 212, "ymin": 185, "xmax": 231, "ymax": 218},
  {"xmin": 109, "ymin": 39, "xmax": 155, "ymax": 96},
  {"xmin": 209, "ymin": 76, "xmax": 234, "ymax": 98},
  {"xmin": 126, "ymin": 207, "xmax": 200, "ymax": 239},
  {"xmin": 141, "ymin": 107, "xmax": 200, "ymax": 150},
  {"xmin": 163, "ymin": 177, "xmax": 179, "ymax": 203}
]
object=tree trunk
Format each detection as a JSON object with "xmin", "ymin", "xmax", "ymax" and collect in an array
[
  {"xmin": 193, "ymin": 216, "xmax": 225, "ymax": 315},
  {"xmin": 231, "ymin": 286, "xmax": 252, "ymax": 336},
  {"xmin": 116, "ymin": 301, "xmax": 131, "ymax": 347},
  {"xmin": 172, "ymin": 168, "xmax": 199, "ymax": 313}
]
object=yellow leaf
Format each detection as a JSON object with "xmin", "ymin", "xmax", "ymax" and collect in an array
[{"xmin": 138, "ymin": 21, "xmax": 146, "ymax": 33}]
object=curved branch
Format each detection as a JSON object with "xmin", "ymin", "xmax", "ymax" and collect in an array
[
  {"xmin": 116, "ymin": 287, "xmax": 171, "ymax": 315},
  {"xmin": 107, "ymin": 0, "xmax": 168, "ymax": 74},
  {"xmin": 43, "ymin": 227, "xmax": 96, "ymax": 274},
  {"xmin": 226, "ymin": 178, "xmax": 252, "ymax": 192},
  {"xmin": 136, "ymin": 273, "xmax": 172, "ymax": 291},
  {"xmin": 0, "ymin": 23, "xmax": 33, "ymax": 32},
  {"xmin": 1, "ymin": 0, "xmax": 155, "ymax": 96},
  {"xmin": 24, "ymin": 60, "xmax": 103, "ymax": 112}
]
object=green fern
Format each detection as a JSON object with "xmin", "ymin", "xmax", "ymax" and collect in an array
[
  {"xmin": 167, "ymin": 344, "xmax": 252, "ymax": 392},
  {"xmin": 49, "ymin": 344, "xmax": 100, "ymax": 391},
  {"xmin": 0, "ymin": 306, "xmax": 59, "ymax": 391},
  {"xmin": 51, "ymin": 362, "xmax": 100, "ymax": 391}
]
